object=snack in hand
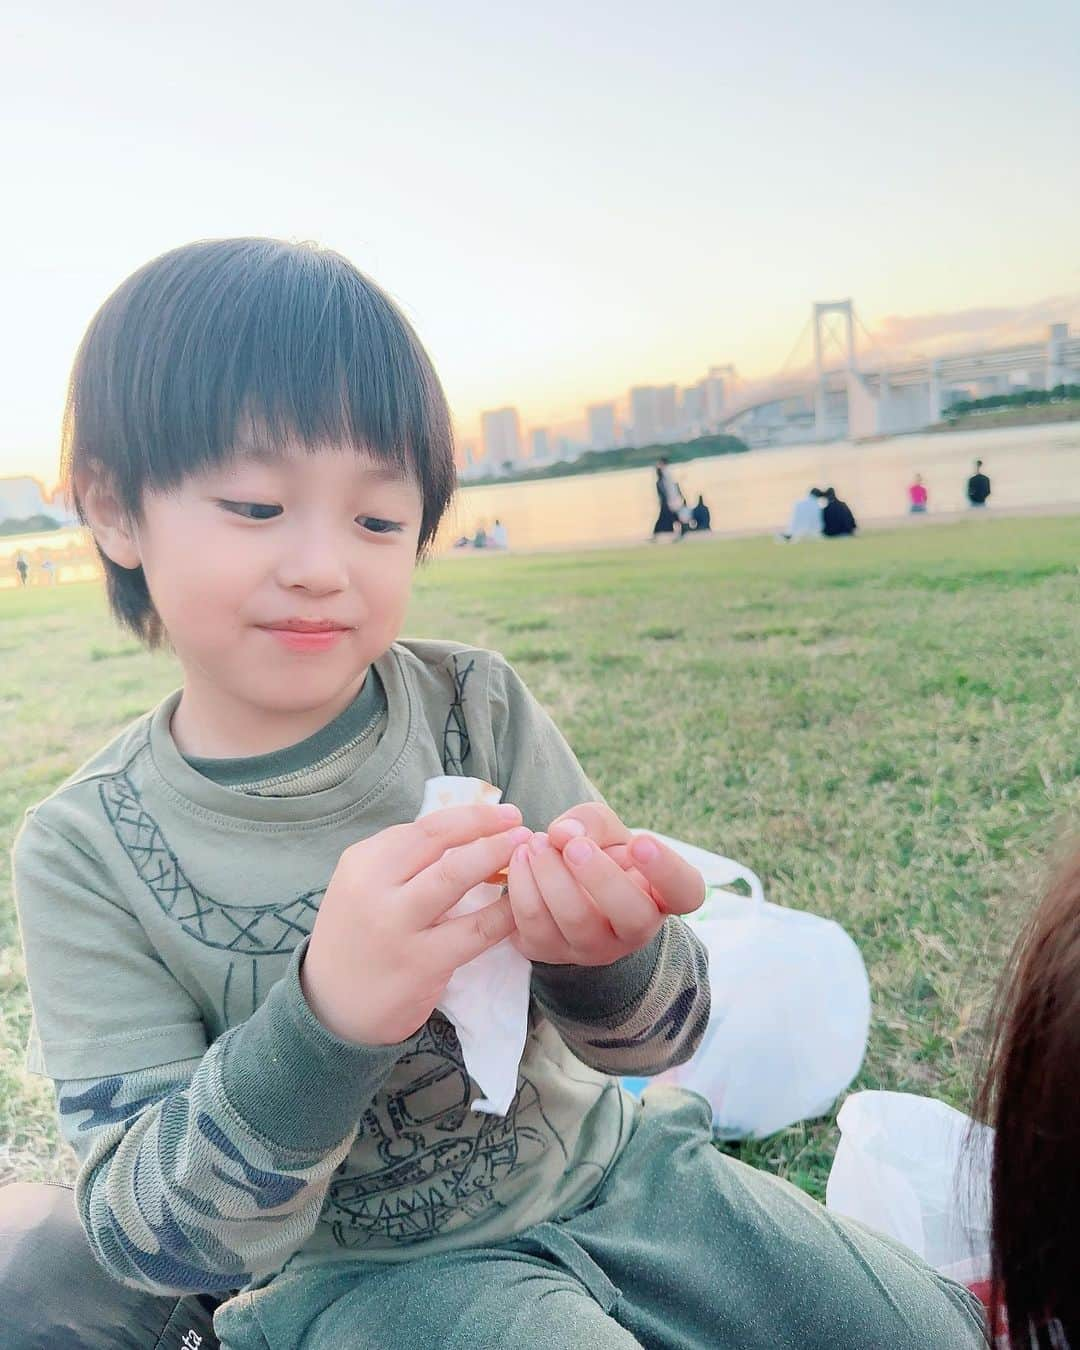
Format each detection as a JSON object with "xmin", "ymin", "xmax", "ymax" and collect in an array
[{"xmin": 418, "ymin": 775, "xmax": 512, "ymax": 885}]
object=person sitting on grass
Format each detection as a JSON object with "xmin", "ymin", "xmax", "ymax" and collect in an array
[
  {"xmin": 973, "ymin": 849, "xmax": 1080, "ymax": 1348},
  {"xmin": 822, "ymin": 486, "xmax": 857, "ymax": 537},
  {"xmin": 13, "ymin": 238, "xmax": 987, "ymax": 1350},
  {"xmin": 691, "ymin": 494, "xmax": 711, "ymax": 532},
  {"xmin": 780, "ymin": 487, "xmax": 823, "ymax": 541}
]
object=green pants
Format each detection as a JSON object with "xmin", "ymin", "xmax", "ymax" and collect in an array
[{"xmin": 215, "ymin": 1087, "xmax": 987, "ymax": 1350}]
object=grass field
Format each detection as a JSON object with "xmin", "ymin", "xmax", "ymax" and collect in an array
[{"xmin": 2, "ymin": 514, "xmax": 1078, "ymax": 1198}]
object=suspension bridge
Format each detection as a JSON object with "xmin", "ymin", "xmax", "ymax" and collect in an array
[{"xmin": 711, "ymin": 301, "xmax": 1080, "ymax": 446}]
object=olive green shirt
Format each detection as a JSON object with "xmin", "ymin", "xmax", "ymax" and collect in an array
[{"xmin": 13, "ymin": 640, "xmax": 709, "ymax": 1294}]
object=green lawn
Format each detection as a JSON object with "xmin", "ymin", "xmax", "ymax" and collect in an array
[{"xmin": 3, "ymin": 515, "xmax": 1078, "ymax": 1197}]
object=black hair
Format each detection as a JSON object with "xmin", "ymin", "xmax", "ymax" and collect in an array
[
  {"xmin": 824, "ymin": 486, "xmax": 837, "ymax": 500},
  {"xmin": 62, "ymin": 237, "xmax": 456, "ymax": 647}
]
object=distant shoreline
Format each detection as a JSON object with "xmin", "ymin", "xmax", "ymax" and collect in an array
[
  {"xmin": 929, "ymin": 403, "xmax": 1080, "ymax": 433},
  {"xmin": 460, "ymin": 432, "xmax": 747, "ymax": 488},
  {"xmin": 437, "ymin": 499, "xmax": 1080, "ymax": 560}
]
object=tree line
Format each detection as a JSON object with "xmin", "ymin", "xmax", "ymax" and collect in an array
[
  {"xmin": 466, "ymin": 432, "xmax": 748, "ymax": 487},
  {"xmin": 945, "ymin": 384, "xmax": 1080, "ymax": 418}
]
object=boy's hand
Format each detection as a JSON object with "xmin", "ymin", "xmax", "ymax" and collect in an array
[
  {"xmin": 301, "ymin": 804, "xmax": 531, "ymax": 1046},
  {"xmin": 507, "ymin": 802, "xmax": 705, "ymax": 966}
]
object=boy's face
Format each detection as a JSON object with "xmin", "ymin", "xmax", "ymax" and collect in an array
[{"xmin": 117, "ymin": 444, "xmax": 424, "ymax": 742}]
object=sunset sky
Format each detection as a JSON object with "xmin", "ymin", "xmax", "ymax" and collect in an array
[{"xmin": 3, "ymin": 0, "xmax": 1078, "ymax": 486}]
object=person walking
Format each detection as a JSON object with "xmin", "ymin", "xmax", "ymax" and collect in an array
[
  {"xmin": 908, "ymin": 475, "xmax": 928, "ymax": 514},
  {"xmin": 967, "ymin": 460, "xmax": 991, "ymax": 507},
  {"xmin": 651, "ymin": 458, "xmax": 679, "ymax": 538},
  {"xmin": 15, "ymin": 552, "xmax": 29, "ymax": 586}
]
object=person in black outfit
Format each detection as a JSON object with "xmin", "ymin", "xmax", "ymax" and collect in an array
[
  {"xmin": 651, "ymin": 458, "xmax": 678, "ymax": 538},
  {"xmin": 967, "ymin": 459, "xmax": 991, "ymax": 507},
  {"xmin": 821, "ymin": 487, "xmax": 857, "ymax": 537},
  {"xmin": 690, "ymin": 495, "xmax": 711, "ymax": 532}
]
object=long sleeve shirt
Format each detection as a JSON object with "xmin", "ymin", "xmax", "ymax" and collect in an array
[{"xmin": 14, "ymin": 640, "xmax": 710, "ymax": 1296}]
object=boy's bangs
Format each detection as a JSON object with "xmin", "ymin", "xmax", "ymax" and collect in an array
[{"xmin": 67, "ymin": 239, "xmax": 454, "ymax": 525}]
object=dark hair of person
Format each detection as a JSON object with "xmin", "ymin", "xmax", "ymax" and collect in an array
[
  {"xmin": 810, "ymin": 486, "xmax": 822, "ymax": 497},
  {"xmin": 976, "ymin": 459, "xmax": 983, "ymax": 470},
  {"xmin": 61, "ymin": 237, "xmax": 456, "ymax": 647},
  {"xmin": 973, "ymin": 850, "xmax": 1080, "ymax": 1348},
  {"xmin": 824, "ymin": 486, "xmax": 837, "ymax": 501}
]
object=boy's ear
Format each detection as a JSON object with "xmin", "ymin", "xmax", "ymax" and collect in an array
[{"xmin": 76, "ymin": 467, "xmax": 141, "ymax": 570}]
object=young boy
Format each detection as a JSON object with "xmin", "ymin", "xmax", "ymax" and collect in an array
[{"xmin": 13, "ymin": 239, "xmax": 986, "ymax": 1349}]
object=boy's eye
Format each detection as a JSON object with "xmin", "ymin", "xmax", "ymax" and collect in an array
[
  {"xmin": 358, "ymin": 517, "xmax": 404, "ymax": 535},
  {"xmin": 217, "ymin": 502, "xmax": 403, "ymax": 533},
  {"xmin": 219, "ymin": 500, "xmax": 282, "ymax": 520}
]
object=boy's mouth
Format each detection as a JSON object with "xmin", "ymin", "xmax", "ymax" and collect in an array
[
  {"xmin": 261, "ymin": 618, "xmax": 354, "ymax": 633},
  {"xmin": 257, "ymin": 618, "xmax": 354, "ymax": 653}
]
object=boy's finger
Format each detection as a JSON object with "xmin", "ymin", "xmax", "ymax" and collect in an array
[
  {"xmin": 525, "ymin": 835, "xmax": 611, "ymax": 949},
  {"xmin": 507, "ymin": 843, "xmax": 568, "ymax": 957},
  {"xmin": 427, "ymin": 893, "xmax": 517, "ymax": 972},
  {"xmin": 368, "ymin": 804, "xmax": 524, "ymax": 882},
  {"xmin": 548, "ymin": 802, "xmax": 631, "ymax": 852},
  {"xmin": 561, "ymin": 836, "xmax": 666, "ymax": 945},
  {"xmin": 406, "ymin": 825, "xmax": 531, "ymax": 926},
  {"xmin": 624, "ymin": 834, "xmax": 706, "ymax": 916}
]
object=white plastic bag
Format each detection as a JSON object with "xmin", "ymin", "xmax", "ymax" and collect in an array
[
  {"xmin": 825, "ymin": 1090, "xmax": 993, "ymax": 1283},
  {"xmin": 637, "ymin": 833, "xmax": 871, "ymax": 1139}
]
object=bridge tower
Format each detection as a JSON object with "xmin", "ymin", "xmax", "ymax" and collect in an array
[{"xmin": 812, "ymin": 300, "xmax": 857, "ymax": 440}]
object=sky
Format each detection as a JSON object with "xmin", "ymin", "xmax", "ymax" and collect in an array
[{"xmin": 3, "ymin": 0, "xmax": 1078, "ymax": 487}]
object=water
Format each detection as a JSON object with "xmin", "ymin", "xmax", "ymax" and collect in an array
[
  {"xmin": 442, "ymin": 421, "xmax": 1080, "ymax": 552},
  {"xmin": 0, "ymin": 523, "xmax": 99, "ymax": 589},
  {"xmin": 0, "ymin": 523, "xmax": 86, "ymax": 561},
  {"xmin": 2, "ymin": 423, "xmax": 1076, "ymax": 587}
]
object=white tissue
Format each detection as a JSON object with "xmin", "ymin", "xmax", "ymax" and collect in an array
[{"xmin": 418, "ymin": 776, "xmax": 532, "ymax": 1115}]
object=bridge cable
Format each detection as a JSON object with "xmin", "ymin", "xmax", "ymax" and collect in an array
[{"xmin": 777, "ymin": 315, "xmax": 814, "ymax": 378}]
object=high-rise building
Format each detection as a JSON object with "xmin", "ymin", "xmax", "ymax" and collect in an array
[
  {"xmin": 586, "ymin": 402, "xmax": 617, "ymax": 451},
  {"xmin": 530, "ymin": 427, "xmax": 551, "ymax": 460},
  {"xmin": 629, "ymin": 386, "xmax": 659, "ymax": 448},
  {"xmin": 656, "ymin": 384, "xmax": 678, "ymax": 439},
  {"xmin": 481, "ymin": 407, "xmax": 523, "ymax": 469},
  {"xmin": 680, "ymin": 383, "xmax": 706, "ymax": 432},
  {"xmin": 703, "ymin": 366, "xmax": 730, "ymax": 427}
]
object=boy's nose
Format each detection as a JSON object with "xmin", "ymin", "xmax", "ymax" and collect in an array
[{"xmin": 275, "ymin": 537, "xmax": 350, "ymax": 594}]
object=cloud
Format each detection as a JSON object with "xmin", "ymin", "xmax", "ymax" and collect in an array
[{"xmin": 866, "ymin": 293, "xmax": 1079, "ymax": 358}]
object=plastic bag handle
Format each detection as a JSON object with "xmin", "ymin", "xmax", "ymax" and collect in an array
[{"xmin": 630, "ymin": 830, "xmax": 765, "ymax": 905}]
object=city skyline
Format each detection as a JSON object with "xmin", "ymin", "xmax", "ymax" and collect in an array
[
  {"xmin": 3, "ymin": 0, "xmax": 1078, "ymax": 486},
  {"xmin": 1, "ymin": 300, "xmax": 1076, "ymax": 514},
  {"xmin": 466, "ymin": 297, "xmax": 1076, "ymax": 473},
  {"xmin": 3, "ymin": 284, "xmax": 1075, "ymax": 493}
]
